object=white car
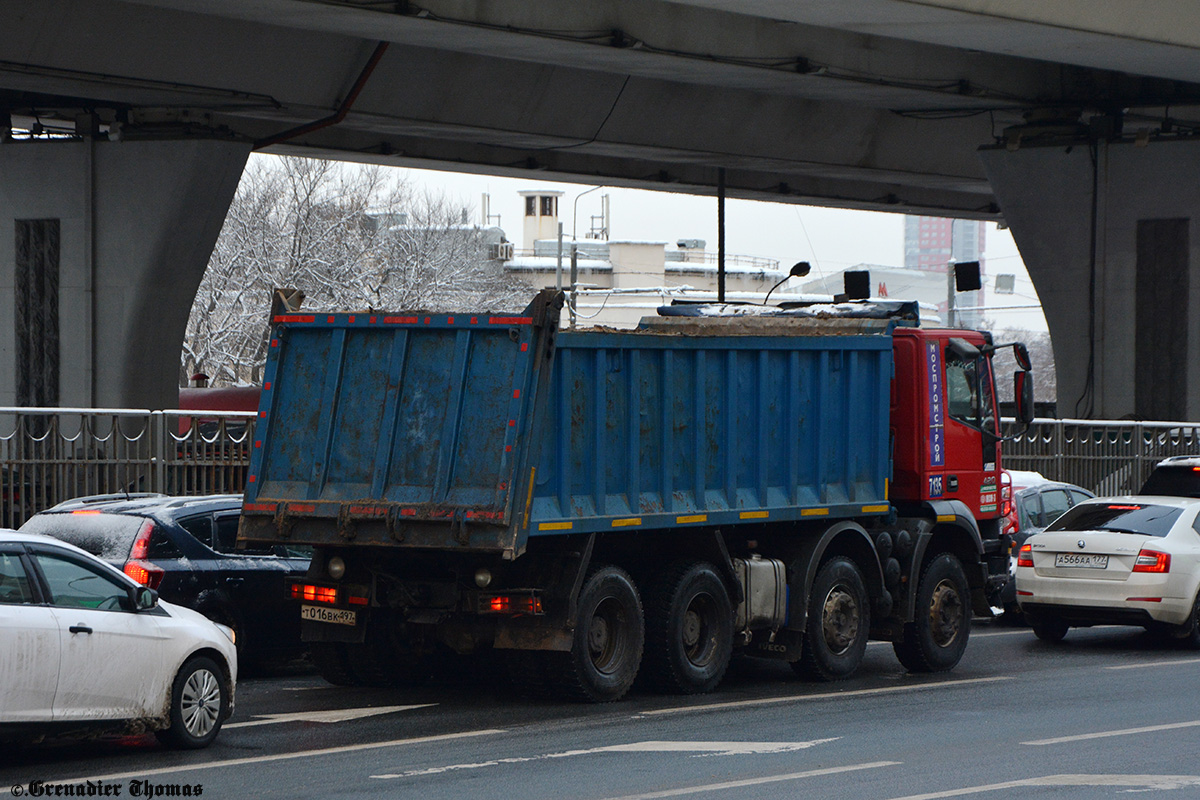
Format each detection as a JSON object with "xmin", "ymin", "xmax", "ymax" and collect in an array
[
  {"xmin": 1015, "ymin": 496, "xmax": 1200, "ymax": 644},
  {"xmin": 0, "ymin": 529, "xmax": 237, "ymax": 748}
]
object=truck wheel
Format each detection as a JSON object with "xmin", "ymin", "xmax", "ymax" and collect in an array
[
  {"xmin": 550, "ymin": 565, "xmax": 644, "ymax": 702},
  {"xmin": 506, "ymin": 649, "xmax": 552, "ymax": 698},
  {"xmin": 1031, "ymin": 617, "xmax": 1069, "ymax": 643},
  {"xmin": 309, "ymin": 642, "xmax": 360, "ymax": 686},
  {"xmin": 155, "ymin": 656, "xmax": 229, "ymax": 749},
  {"xmin": 642, "ymin": 561, "xmax": 733, "ymax": 694},
  {"xmin": 793, "ymin": 557, "xmax": 870, "ymax": 681},
  {"xmin": 346, "ymin": 613, "xmax": 431, "ymax": 687},
  {"xmin": 893, "ymin": 553, "xmax": 971, "ymax": 672}
]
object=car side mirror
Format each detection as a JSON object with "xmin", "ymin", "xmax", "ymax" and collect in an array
[{"xmin": 132, "ymin": 586, "xmax": 158, "ymax": 611}]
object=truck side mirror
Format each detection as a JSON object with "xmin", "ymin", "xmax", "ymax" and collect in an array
[
  {"xmin": 1014, "ymin": 370, "xmax": 1035, "ymax": 425},
  {"xmin": 1013, "ymin": 343, "xmax": 1032, "ymax": 371}
]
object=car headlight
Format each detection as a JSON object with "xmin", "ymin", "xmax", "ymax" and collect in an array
[{"xmin": 214, "ymin": 622, "xmax": 237, "ymax": 645}]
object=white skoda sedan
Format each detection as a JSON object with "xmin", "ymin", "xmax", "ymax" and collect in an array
[
  {"xmin": 0, "ymin": 530, "xmax": 237, "ymax": 748},
  {"xmin": 1015, "ymin": 497, "xmax": 1200, "ymax": 644}
]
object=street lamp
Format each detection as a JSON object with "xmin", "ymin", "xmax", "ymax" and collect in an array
[{"xmin": 573, "ymin": 185, "xmax": 604, "ymax": 240}]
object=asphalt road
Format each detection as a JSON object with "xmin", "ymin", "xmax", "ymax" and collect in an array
[{"xmin": 4, "ymin": 620, "xmax": 1200, "ymax": 799}]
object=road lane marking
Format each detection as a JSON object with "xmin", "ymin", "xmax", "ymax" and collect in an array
[
  {"xmin": 1022, "ymin": 720, "xmax": 1200, "ymax": 746},
  {"xmin": 886, "ymin": 773, "xmax": 1200, "ymax": 799},
  {"xmin": 592, "ymin": 761, "xmax": 901, "ymax": 800},
  {"xmin": 1107, "ymin": 657, "xmax": 1200, "ymax": 670},
  {"xmin": 0, "ymin": 728, "xmax": 505, "ymax": 794},
  {"xmin": 638, "ymin": 676, "xmax": 1011, "ymax": 716},
  {"xmin": 863, "ymin": 629, "xmax": 1027, "ymax": 649},
  {"xmin": 970, "ymin": 628, "xmax": 1039, "ymax": 637},
  {"xmin": 224, "ymin": 704, "xmax": 435, "ymax": 728},
  {"xmin": 371, "ymin": 738, "xmax": 841, "ymax": 778}
]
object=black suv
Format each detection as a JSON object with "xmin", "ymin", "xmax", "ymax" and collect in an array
[
  {"xmin": 19, "ymin": 493, "xmax": 309, "ymax": 670},
  {"xmin": 1140, "ymin": 456, "xmax": 1200, "ymax": 498}
]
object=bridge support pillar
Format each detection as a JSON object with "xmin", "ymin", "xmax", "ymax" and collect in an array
[
  {"xmin": 0, "ymin": 138, "xmax": 248, "ymax": 410},
  {"xmin": 981, "ymin": 139, "xmax": 1200, "ymax": 421}
]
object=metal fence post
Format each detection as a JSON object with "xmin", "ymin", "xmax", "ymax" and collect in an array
[
  {"xmin": 1055, "ymin": 421, "xmax": 1064, "ymax": 482},
  {"xmin": 152, "ymin": 411, "xmax": 166, "ymax": 493}
]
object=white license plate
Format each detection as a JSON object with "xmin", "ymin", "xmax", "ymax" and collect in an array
[
  {"xmin": 301, "ymin": 604, "xmax": 357, "ymax": 626},
  {"xmin": 1054, "ymin": 553, "xmax": 1109, "ymax": 569}
]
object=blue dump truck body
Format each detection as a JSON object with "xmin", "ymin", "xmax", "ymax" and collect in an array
[
  {"xmin": 244, "ymin": 306, "xmax": 892, "ymax": 550},
  {"xmin": 241, "ymin": 291, "xmax": 1012, "ymax": 700}
]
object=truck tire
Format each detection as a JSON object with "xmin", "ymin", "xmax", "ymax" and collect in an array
[
  {"xmin": 506, "ymin": 649, "xmax": 553, "ymax": 698},
  {"xmin": 550, "ymin": 565, "xmax": 644, "ymax": 702},
  {"xmin": 642, "ymin": 561, "xmax": 733, "ymax": 694},
  {"xmin": 346, "ymin": 613, "xmax": 431, "ymax": 687},
  {"xmin": 309, "ymin": 642, "xmax": 359, "ymax": 686},
  {"xmin": 793, "ymin": 557, "xmax": 870, "ymax": 681},
  {"xmin": 893, "ymin": 552, "xmax": 971, "ymax": 672}
]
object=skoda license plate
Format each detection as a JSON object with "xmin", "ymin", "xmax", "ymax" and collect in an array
[
  {"xmin": 1054, "ymin": 553, "xmax": 1109, "ymax": 569},
  {"xmin": 301, "ymin": 604, "xmax": 357, "ymax": 626}
]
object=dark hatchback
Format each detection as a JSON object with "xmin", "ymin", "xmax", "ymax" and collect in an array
[{"xmin": 19, "ymin": 493, "xmax": 309, "ymax": 670}]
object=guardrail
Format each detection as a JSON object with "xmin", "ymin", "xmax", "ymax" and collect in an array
[
  {"xmin": 0, "ymin": 407, "xmax": 255, "ymax": 528},
  {"xmin": 1000, "ymin": 417, "xmax": 1200, "ymax": 494},
  {"xmin": 2, "ymin": 409, "xmax": 1197, "ymax": 529}
]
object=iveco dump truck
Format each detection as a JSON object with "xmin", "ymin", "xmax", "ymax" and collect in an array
[{"xmin": 239, "ymin": 289, "xmax": 1033, "ymax": 701}]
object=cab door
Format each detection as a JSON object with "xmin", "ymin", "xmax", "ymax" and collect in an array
[
  {"xmin": 940, "ymin": 342, "xmax": 1000, "ymax": 516},
  {"xmin": 0, "ymin": 547, "xmax": 59, "ymax": 722}
]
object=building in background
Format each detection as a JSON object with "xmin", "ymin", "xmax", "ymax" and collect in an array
[
  {"xmin": 903, "ymin": 216, "xmax": 987, "ymax": 328},
  {"xmin": 497, "ymin": 190, "xmax": 787, "ymax": 328}
]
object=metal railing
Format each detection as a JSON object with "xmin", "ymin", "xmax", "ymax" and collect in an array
[
  {"xmin": 1000, "ymin": 418, "xmax": 1200, "ymax": 494},
  {"xmin": 2, "ymin": 408, "xmax": 1198, "ymax": 529},
  {"xmin": 0, "ymin": 407, "xmax": 255, "ymax": 528}
]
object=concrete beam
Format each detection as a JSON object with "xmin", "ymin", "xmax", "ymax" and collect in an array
[
  {"xmin": 981, "ymin": 137, "xmax": 1200, "ymax": 420},
  {"xmin": 0, "ymin": 139, "xmax": 249, "ymax": 409}
]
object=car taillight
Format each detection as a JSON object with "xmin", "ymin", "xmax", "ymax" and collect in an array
[
  {"xmin": 123, "ymin": 519, "xmax": 164, "ymax": 588},
  {"xmin": 1132, "ymin": 550, "xmax": 1171, "ymax": 573},
  {"xmin": 124, "ymin": 559, "xmax": 165, "ymax": 589},
  {"xmin": 1017, "ymin": 544, "xmax": 1034, "ymax": 568}
]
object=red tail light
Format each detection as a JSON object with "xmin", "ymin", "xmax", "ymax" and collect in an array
[
  {"xmin": 1017, "ymin": 543, "xmax": 1033, "ymax": 568},
  {"xmin": 1132, "ymin": 550, "xmax": 1171, "ymax": 573},
  {"xmin": 123, "ymin": 520, "xmax": 164, "ymax": 588},
  {"xmin": 479, "ymin": 594, "xmax": 544, "ymax": 615},
  {"xmin": 123, "ymin": 560, "xmax": 165, "ymax": 589},
  {"xmin": 291, "ymin": 583, "xmax": 338, "ymax": 604}
]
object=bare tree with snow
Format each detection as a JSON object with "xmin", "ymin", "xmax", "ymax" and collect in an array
[{"xmin": 182, "ymin": 155, "xmax": 532, "ymax": 385}]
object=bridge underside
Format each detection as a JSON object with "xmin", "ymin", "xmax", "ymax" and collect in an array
[{"xmin": 4, "ymin": 0, "xmax": 1200, "ymax": 415}]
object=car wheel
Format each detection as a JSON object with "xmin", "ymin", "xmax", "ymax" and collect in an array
[
  {"xmin": 1031, "ymin": 617, "xmax": 1069, "ymax": 643},
  {"xmin": 794, "ymin": 557, "xmax": 870, "ymax": 681},
  {"xmin": 1170, "ymin": 592, "xmax": 1200, "ymax": 649},
  {"xmin": 893, "ymin": 553, "xmax": 971, "ymax": 672},
  {"xmin": 155, "ymin": 656, "xmax": 229, "ymax": 749}
]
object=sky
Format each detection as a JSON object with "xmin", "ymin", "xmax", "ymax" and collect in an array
[
  {"xmin": 393, "ymin": 166, "xmax": 1049, "ymax": 333},
  {"xmin": 255, "ymin": 150, "xmax": 1044, "ymax": 332}
]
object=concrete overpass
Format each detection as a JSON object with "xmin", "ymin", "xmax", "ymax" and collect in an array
[{"xmin": 3, "ymin": 0, "xmax": 1200, "ymax": 418}]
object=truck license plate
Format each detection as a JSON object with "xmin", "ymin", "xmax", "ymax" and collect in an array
[
  {"xmin": 301, "ymin": 604, "xmax": 357, "ymax": 626},
  {"xmin": 1054, "ymin": 553, "xmax": 1109, "ymax": 569}
]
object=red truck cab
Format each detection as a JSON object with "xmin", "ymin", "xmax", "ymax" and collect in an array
[{"xmin": 890, "ymin": 327, "xmax": 1002, "ymax": 522}]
